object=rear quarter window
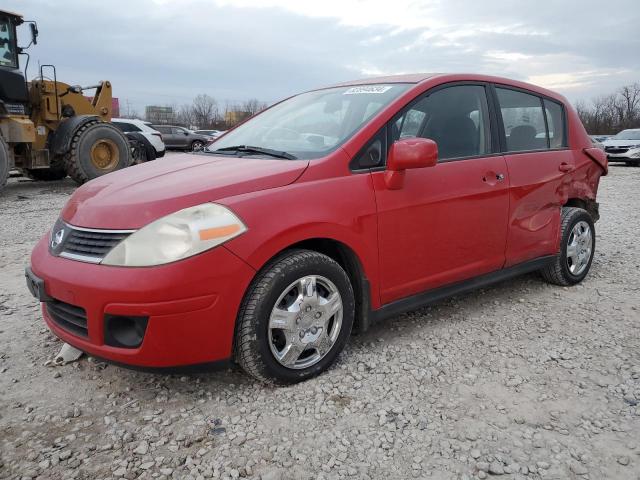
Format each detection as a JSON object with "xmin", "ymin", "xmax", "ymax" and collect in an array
[{"xmin": 543, "ymin": 99, "xmax": 567, "ymax": 148}]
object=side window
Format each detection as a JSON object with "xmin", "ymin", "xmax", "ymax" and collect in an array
[
  {"xmin": 544, "ymin": 99, "xmax": 567, "ymax": 148},
  {"xmin": 172, "ymin": 127, "xmax": 186, "ymax": 134},
  {"xmin": 112, "ymin": 122, "xmax": 129, "ymax": 132},
  {"xmin": 391, "ymin": 85, "xmax": 491, "ymax": 160},
  {"xmin": 155, "ymin": 126, "xmax": 169, "ymax": 134},
  {"xmin": 496, "ymin": 88, "xmax": 547, "ymax": 152}
]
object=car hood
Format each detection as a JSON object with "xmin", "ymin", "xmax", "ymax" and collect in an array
[
  {"xmin": 603, "ymin": 139, "xmax": 640, "ymax": 147},
  {"xmin": 61, "ymin": 153, "xmax": 309, "ymax": 229}
]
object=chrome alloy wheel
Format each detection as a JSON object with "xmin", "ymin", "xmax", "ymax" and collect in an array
[
  {"xmin": 566, "ymin": 220, "xmax": 593, "ymax": 276},
  {"xmin": 268, "ymin": 275, "xmax": 343, "ymax": 369}
]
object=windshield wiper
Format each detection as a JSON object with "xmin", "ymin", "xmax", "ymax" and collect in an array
[{"xmin": 213, "ymin": 145, "xmax": 297, "ymax": 160}]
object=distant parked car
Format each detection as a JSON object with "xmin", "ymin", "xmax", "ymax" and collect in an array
[
  {"xmin": 194, "ymin": 129, "xmax": 225, "ymax": 139},
  {"xmin": 602, "ymin": 129, "xmax": 640, "ymax": 165},
  {"xmin": 152, "ymin": 125, "xmax": 210, "ymax": 151},
  {"xmin": 111, "ymin": 118, "xmax": 165, "ymax": 162},
  {"xmin": 589, "ymin": 136, "xmax": 605, "ymax": 151},
  {"xmin": 591, "ymin": 135, "xmax": 610, "ymax": 143}
]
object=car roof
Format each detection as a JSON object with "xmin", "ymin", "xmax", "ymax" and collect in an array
[
  {"xmin": 326, "ymin": 73, "xmax": 567, "ymax": 103},
  {"xmin": 112, "ymin": 118, "xmax": 143, "ymax": 123}
]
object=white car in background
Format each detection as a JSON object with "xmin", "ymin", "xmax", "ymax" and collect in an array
[
  {"xmin": 602, "ymin": 129, "xmax": 640, "ymax": 166},
  {"xmin": 111, "ymin": 118, "xmax": 166, "ymax": 161}
]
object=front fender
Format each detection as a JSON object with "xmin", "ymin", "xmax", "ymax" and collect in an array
[
  {"xmin": 220, "ymin": 172, "xmax": 381, "ymax": 309},
  {"xmin": 50, "ymin": 115, "xmax": 99, "ymax": 155}
]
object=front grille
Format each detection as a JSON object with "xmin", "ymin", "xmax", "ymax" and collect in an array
[
  {"xmin": 605, "ymin": 146, "xmax": 629, "ymax": 154},
  {"xmin": 46, "ymin": 300, "xmax": 88, "ymax": 337},
  {"xmin": 50, "ymin": 220, "xmax": 134, "ymax": 263},
  {"xmin": 62, "ymin": 229, "xmax": 130, "ymax": 260}
]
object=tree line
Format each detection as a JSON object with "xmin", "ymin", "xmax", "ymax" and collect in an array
[
  {"xmin": 123, "ymin": 94, "xmax": 269, "ymax": 129},
  {"xmin": 576, "ymin": 83, "xmax": 640, "ymax": 135}
]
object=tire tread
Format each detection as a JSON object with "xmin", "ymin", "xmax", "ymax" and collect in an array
[{"xmin": 235, "ymin": 249, "xmax": 352, "ymax": 385}]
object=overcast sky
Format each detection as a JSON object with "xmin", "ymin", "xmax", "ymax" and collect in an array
[{"xmin": 5, "ymin": 0, "xmax": 640, "ymax": 113}]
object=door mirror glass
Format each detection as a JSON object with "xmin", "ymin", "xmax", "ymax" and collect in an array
[
  {"xmin": 30, "ymin": 23, "xmax": 38, "ymax": 46},
  {"xmin": 387, "ymin": 137, "xmax": 438, "ymax": 171}
]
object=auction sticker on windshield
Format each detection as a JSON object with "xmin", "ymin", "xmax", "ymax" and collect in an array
[{"xmin": 343, "ymin": 85, "xmax": 393, "ymax": 95}]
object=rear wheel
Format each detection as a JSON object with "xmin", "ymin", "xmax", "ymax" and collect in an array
[
  {"xmin": 0, "ymin": 136, "xmax": 9, "ymax": 191},
  {"xmin": 540, "ymin": 207, "xmax": 595, "ymax": 286},
  {"xmin": 235, "ymin": 250, "xmax": 355, "ymax": 385},
  {"xmin": 64, "ymin": 121, "xmax": 131, "ymax": 184}
]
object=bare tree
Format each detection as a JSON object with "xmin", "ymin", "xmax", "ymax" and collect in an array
[
  {"xmin": 175, "ymin": 104, "xmax": 195, "ymax": 128},
  {"xmin": 241, "ymin": 98, "xmax": 268, "ymax": 116},
  {"xmin": 576, "ymin": 83, "xmax": 640, "ymax": 134},
  {"xmin": 191, "ymin": 94, "xmax": 218, "ymax": 129}
]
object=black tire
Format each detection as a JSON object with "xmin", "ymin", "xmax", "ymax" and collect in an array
[
  {"xmin": 540, "ymin": 207, "xmax": 595, "ymax": 286},
  {"xmin": 63, "ymin": 121, "xmax": 132, "ymax": 184},
  {"xmin": 24, "ymin": 166, "xmax": 67, "ymax": 181},
  {"xmin": 235, "ymin": 249, "xmax": 355, "ymax": 385},
  {"xmin": 191, "ymin": 140, "xmax": 205, "ymax": 152},
  {"xmin": 0, "ymin": 136, "xmax": 9, "ymax": 191}
]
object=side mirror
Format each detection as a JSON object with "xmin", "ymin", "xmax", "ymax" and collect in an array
[
  {"xmin": 184, "ymin": 131, "xmax": 189, "ymax": 135},
  {"xmin": 385, "ymin": 137, "xmax": 438, "ymax": 189},
  {"xmin": 30, "ymin": 23, "xmax": 38, "ymax": 46}
]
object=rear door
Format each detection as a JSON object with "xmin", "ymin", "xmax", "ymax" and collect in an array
[
  {"xmin": 172, "ymin": 127, "xmax": 189, "ymax": 148},
  {"xmin": 372, "ymin": 84, "xmax": 510, "ymax": 304},
  {"xmin": 493, "ymin": 86, "xmax": 572, "ymax": 266},
  {"xmin": 155, "ymin": 126, "xmax": 174, "ymax": 147}
]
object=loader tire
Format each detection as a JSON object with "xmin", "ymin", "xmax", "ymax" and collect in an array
[
  {"xmin": 63, "ymin": 121, "xmax": 131, "ymax": 185},
  {"xmin": 0, "ymin": 136, "xmax": 9, "ymax": 191}
]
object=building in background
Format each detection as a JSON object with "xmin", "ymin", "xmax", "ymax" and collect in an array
[
  {"xmin": 145, "ymin": 106, "xmax": 174, "ymax": 124},
  {"xmin": 224, "ymin": 110, "xmax": 251, "ymax": 127}
]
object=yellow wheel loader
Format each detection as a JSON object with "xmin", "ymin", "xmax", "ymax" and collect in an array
[{"xmin": 0, "ymin": 10, "xmax": 131, "ymax": 191}]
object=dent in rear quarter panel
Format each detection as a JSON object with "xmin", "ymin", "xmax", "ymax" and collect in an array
[
  {"xmin": 567, "ymin": 150, "xmax": 603, "ymax": 202},
  {"xmin": 219, "ymin": 159, "xmax": 382, "ymax": 309}
]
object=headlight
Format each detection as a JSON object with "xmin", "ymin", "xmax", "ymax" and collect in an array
[{"xmin": 102, "ymin": 203, "xmax": 247, "ymax": 267}]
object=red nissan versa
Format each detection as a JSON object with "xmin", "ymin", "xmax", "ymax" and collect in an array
[{"xmin": 26, "ymin": 74, "xmax": 607, "ymax": 384}]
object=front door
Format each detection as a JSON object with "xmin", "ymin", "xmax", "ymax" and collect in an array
[{"xmin": 373, "ymin": 84, "xmax": 510, "ymax": 305}]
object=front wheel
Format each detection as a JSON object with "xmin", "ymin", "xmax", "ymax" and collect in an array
[
  {"xmin": 191, "ymin": 140, "xmax": 205, "ymax": 152},
  {"xmin": 540, "ymin": 207, "xmax": 595, "ymax": 286},
  {"xmin": 64, "ymin": 121, "xmax": 132, "ymax": 184},
  {"xmin": 235, "ymin": 250, "xmax": 355, "ymax": 385}
]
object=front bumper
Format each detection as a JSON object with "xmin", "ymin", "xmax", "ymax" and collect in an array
[
  {"xmin": 29, "ymin": 236, "xmax": 255, "ymax": 368},
  {"xmin": 606, "ymin": 149, "xmax": 640, "ymax": 162}
]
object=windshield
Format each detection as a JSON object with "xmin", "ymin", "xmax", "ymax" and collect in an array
[
  {"xmin": 0, "ymin": 16, "xmax": 17, "ymax": 69},
  {"xmin": 207, "ymin": 84, "xmax": 410, "ymax": 159},
  {"xmin": 613, "ymin": 130, "xmax": 640, "ymax": 141}
]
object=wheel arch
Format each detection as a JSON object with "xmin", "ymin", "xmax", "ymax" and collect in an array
[
  {"xmin": 564, "ymin": 197, "xmax": 599, "ymax": 222},
  {"xmin": 50, "ymin": 115, "xmax": 99, "ymax": 155},
  {"xmin": 236, "ymin": 237, "xmax": 374, "ymax": 335}
]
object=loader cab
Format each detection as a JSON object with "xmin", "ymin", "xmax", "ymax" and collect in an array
[
  {"xmin": 0, "ymin": 11, "xmax": 29, "ymax": 111},
  {"xmin": 0, "ymin": 12, "xmax": 19, "ymax": 70}
]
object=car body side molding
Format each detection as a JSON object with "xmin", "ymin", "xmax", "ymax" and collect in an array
[{"xmin": 370, "ymin": 255, "xmax": 555, "ymax": 324}]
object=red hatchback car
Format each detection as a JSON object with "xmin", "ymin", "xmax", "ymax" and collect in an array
[{"xmin": 27, "ymin": 74, "xmax": 607, "ymax": 384}]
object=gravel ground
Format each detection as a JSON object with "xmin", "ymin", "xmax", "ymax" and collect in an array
[{"xmin": 1, "ymin": 163, "xmax": 639, "ymax": 480}]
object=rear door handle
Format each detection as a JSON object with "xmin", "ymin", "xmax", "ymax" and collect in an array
[{"xmin": 559, "ymin": 162, "xmax": 575, "ymax": 173}]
